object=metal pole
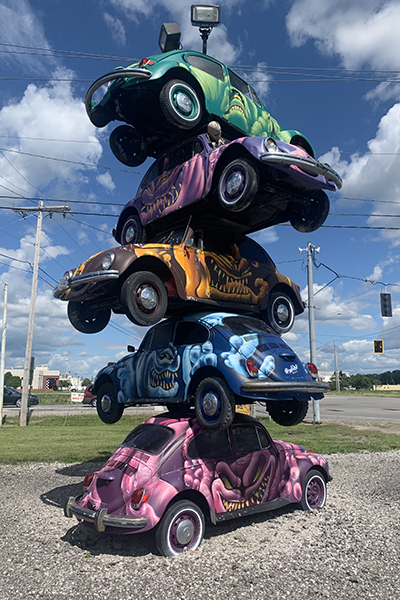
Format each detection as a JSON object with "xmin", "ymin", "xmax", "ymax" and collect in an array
[
  {"xmin": 0, "ymin": 281, "xmax": 8, "ymax": 426},
  {"xmin": 334, "ymin": 341, "xmax": 340, "ymax": 393},
  {"xmin": 13, "ymin": 202, "xmax": 70, "ymax": 426},
  {"xmin": 306, "ymin": 242, "xmax": 320, "ymax": 423}
]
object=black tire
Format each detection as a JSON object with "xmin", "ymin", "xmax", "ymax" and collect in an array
[
  {"xmin": 120, "ymin": 214, "xmax": 146, "ymax": 245},
  {"xmin": 165, "ymin": 403, "xmax": 191, "ymax": 415},
  {"xmin": 160, "ymin": 79, "xmax": 202, "ymax": 129},
  {"xmin": 267, "ymin": 400, "xmax": 308, "ymax": 426},
  {"xmin": 300, "ymin": 469, "xmax": 327, "ymax": 511},
  {"xmin": 289, "ymin": 190, "xmax": 330, "ymax": 233},
  {"xmin": 16, "ymin": 398, "xmax": 22, "ymax": 408},
  {"xmin": 194, "ymin": 377, "xmax": 235, "ymax": 430},
  {"xmin": 155, "ymin": 500, "xmax": 205, "ymax": 556},
  {"xmin": 109, "ymin": 125, "xmax": 146, "ymax": 167},
  {"xmin": 91, "ymin": 396, "xmax": 97, "ymax": 408},
  {"xmin": 265, "ymin": 292, "xmax": 295, "ymax": 335},
  {"xmin": 121, "ymin": 271, "xmax": 168, "ymax": 327},
  {"xmin": 96, "ymin": 382, "xmax": 124, "ymax": 424},
  {"xmin": 217, "ymin": 158, "xmax": 258, "ymax": 212},
  {"xmin": 67, "ymin": 302, "xmax": 111, "ymax": 334}
]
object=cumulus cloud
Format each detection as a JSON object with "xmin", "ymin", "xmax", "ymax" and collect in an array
[{"xmin": 103, "ymin": 12, "xmax": 127, "ymax": 45}]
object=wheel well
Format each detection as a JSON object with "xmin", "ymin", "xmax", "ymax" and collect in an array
[
  {"xmin": 210, "ymin": 146, "xmax": 256, "ymax": 193},
  {"xmin": 120, "ymin": 256, "xmax": 175, "ymax": 289},
  {"xmin": 115, "ymin": 207, "xmax": 140, "ymax": 244},
  {"xmin": 305, "ymin": 465, "xmax": 329, "ymax": 483},
  {"xmin": 162, "ymin": 490, "xmax": 211, "ymax": 522},
  {"xmin": 290, "ymin": 135, "xmax": 314, "ymax": 159},
  {"xmin": 93, "ymin": 374, "xmax": 113, "ymax": 396},
  {"xmin": 268, "ymin": 283, "xmax": 304, "ymax": 314},
  {"xmin": 161, "ymin": 69, "xmax": 206, "ymax": 108},
  {"xmin": 186, "ymin": 367, "xmax": 236, "ymax": 401}
]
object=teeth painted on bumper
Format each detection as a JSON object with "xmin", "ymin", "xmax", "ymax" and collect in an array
[{"xmin": 65, "ymin": 497, "xmax": 148, "ymax": 532}]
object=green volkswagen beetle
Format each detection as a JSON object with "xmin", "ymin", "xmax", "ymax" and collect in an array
[{"xmin": 86, "ymin": 50, "xmax": 314, "ymax": 166}]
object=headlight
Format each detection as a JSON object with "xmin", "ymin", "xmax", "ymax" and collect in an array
[
  {"xmin": 264, "ymin": 137, "xmax": 279, "ymax": 153},
  {"xmin": 102, "ymin": 252, "xmax": 115, "ymax": 270}
]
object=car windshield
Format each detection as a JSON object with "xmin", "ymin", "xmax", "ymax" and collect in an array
[
  {"xmin": 222, "ymin": 316, "xmax": 275, "ymax": 336},
  {"xmin": 121, "ymin": 423, "xmax": 174, "ymax": 455}
]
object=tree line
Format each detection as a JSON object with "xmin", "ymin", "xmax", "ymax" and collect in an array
[{"xmin": 330, "ymin": 370, "xmax": 400, "ymax": 391}]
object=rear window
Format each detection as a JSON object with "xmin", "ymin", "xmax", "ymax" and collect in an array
[
  {"xmin": 222, "ymin": 316, "xmax": 275, "ymax": 336},
  {"xmin": 121, "ymin": 424, "xmax": 174, "ymax": 455},
  {"xmin": 188, "ymin": 428, "xmax": 231, "ymax": 459}
]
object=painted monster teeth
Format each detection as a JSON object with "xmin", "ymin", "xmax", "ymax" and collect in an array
[{"xmin": 220, "ymin": 475, "xmax": 270, "ymax": 512}]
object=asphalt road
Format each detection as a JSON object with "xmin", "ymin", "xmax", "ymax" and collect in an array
[{"xmin": 3, "ymin": 394, "xmax": 400, "ymax": 422}]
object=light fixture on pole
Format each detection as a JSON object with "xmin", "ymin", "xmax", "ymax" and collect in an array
[{"xmin": 191, "ymin": 4, "xmax": 221, "ymax": 54}]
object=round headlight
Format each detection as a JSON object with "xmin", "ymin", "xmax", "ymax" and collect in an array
[
  {"xmin": 102, "ymin": 252, "xmax": 115, "ymax": 270},
  {"xmin": 264, "ymin": 137, "xmax": 279, "ymax": 153}
]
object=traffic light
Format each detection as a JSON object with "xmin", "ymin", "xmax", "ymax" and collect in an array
[
  {"xmin": 373, "ymin": 339, "xmax": 384, "ymax": 354},
  {"xmin": 380, "ymin": 293, "xmax": 392, "ymax": 317}
]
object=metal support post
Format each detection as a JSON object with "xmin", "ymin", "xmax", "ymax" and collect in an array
[
  {"xmin": 0, "ymin": 282, "xmax": 8, "ymax": 426},
  {"xmin": 334, "ymin": 341, "xmax": 340, "ymax": 393}
]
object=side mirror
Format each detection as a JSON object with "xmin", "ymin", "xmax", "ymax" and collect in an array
[{"xmin": 127, "ymin": 345, "xmax": 135, "ymax": 353}]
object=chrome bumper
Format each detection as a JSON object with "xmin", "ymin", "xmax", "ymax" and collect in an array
[
  {"xmin": 240, "ymin": 380, "xmax": 329, "ymax": 394},
  {"xmin": 260, "ymin": 152, "xmax": 342, "ymax": 189},
  {"xmin": 65, "ymin": 497, "xmax": 148, "ymax": 532},
  {"xmin": 85, "ymin": 68, "xmax": 152, "ymax": 119},
  {"xmin": 54, "ymin": 270, "xmax": 120, "ymax": 297}
]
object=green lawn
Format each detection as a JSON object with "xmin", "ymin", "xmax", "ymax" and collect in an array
[{"xmin": 1, "ymin": 413, "xmax": 400, "ymax": 465}]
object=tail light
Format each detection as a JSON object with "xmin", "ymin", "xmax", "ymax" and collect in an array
[
  {"xmin": 131, "ymin": 488, "xmax": 150, "ymax": 509},
  {"xmin": 139, "ymin": 58, "xmax": 154, "ymax": 68},
  {"xmin": 245, "ymin": 359, "xmax": 259, "ymax": 378},
  {"xmin": 306, "ymin": 362, "xmax": 318, "ymax": 379},
  {"xmin": 83, "ymin": 473, "xmax": 94, "ymax": 489}
]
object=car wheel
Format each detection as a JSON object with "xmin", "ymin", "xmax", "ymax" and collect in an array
[
  {"xmin": 121, "ymin": 271, "xmax": 168, "ymax": 327},
  {"xmin": 16, "ymin": 398, "xmax": 22, "ymax": 408},
  {"xmin": 120, "ymin": 214, "xmax": 146, "ymax": 245},
  {"xmin": 160, "ymin": 80, "xmax": 202, "ymax": 129},
  {"xmin": 109, "ymin": 125, "xmax": 147, "ymax": 167},
  {"xmin": 67, "ymin": 302, "xmax": 111, "ymax": 334},
  {"xmin": 289, "ymin": 190, "xmax": 330, "ymax": 233},
  {"xmin": 155, "ymin": 500, "xmax": 205, "ymax": 557},
  {"xmin": 217, "ymin": 158, "xmax": 259, "ymax": 212},
  {"xmin": 267, "ymin": 400, "xmax": 309, "ymax": 426},
  {"xmin": 264, "ymin": 292, "xmax": 295, "ymax": 335},
  {"xmin": 300, "ymin": 469, "xmax": 327, "ymax": 511},
  {"xmin": 96, "ymin": 383, "xmax": 124, "ymax": 424},
  {"xmin": 194, "ymin": 377, "xmax": 235, "ymax": 430},
  {"xmin": 90, "ymin": 397, "xmax": 97, "ymax": 408}
]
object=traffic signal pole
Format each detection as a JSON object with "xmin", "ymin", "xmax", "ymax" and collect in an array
[{"xmin": 12, "ymin": 201, "xmax": 70, "ymax": 426}]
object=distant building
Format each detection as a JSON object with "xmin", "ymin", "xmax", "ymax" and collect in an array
[
  {"xmin": 5, "ymin": 365, "xmax": 60, "ymax": 390},
  {"xmin": 373, "ymin": 384, "xmax": 400, "ymax": 391}
]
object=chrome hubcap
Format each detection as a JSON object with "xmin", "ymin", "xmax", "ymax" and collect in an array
[
  {"xmin": 140, "ymin": 286, "xmax": 158, "ymax": 310},
  {"xmin": 202, "ymin": 391, "xmax": 219, "ymax": 416},
  {"xmin": 226, "ymin": 172, "xmax": 244, "ymax": 196},
  {"xmin": 125, "ymin": 224, "xmax": 136, "ymax": 243},
  {"xmin": 176, "ymin": 92, "xmax": 192, "ymax": 114},
  {"xmin": 276, "ymin": 303, "xmax": 289, "ymax": 322},
  {"xmin": 175, "ymin": 519, "xmax": 194, "ymax": 545},
  {"xmin": 101, "ymin": 393, "xmax": 112, "ymax": 413}
]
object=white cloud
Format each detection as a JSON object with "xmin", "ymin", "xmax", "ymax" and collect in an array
[
  {"xmin": 97, "ymin": 172, "xmax": 116, "ymax": 192},
  {"xmin": 103, "ymin": 12, "xmax": 127, "ymax": 45}
]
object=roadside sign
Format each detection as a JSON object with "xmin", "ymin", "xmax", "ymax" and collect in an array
[{"xmin": 373, "ymin": 339, "xmax": 384, "ymax": 354}]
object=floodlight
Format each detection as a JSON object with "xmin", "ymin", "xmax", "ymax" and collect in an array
[
  {"xmin": 158, "ymin": 23, "xmax": 181, "ymax": 53},
  {"xmin": 191, "ymin": 5, "xmax": 221, "ymax": 28}
]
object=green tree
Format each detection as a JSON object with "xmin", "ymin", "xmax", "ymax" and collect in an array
[
  {"xmin": 4, "ymin": 372, "xmax": 22, "ymax": 388},
  {"xmin": 81, "ymin": 378, "xmax": 92, "ymax": 387},
  {"xmin": 59, "ymin": 380, "xmax": 71, "ymax": 389}
]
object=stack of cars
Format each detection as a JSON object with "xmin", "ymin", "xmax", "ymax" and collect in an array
[{"xmin": 54, "ymin": 40, "xmax": 338, "ymax": 430}]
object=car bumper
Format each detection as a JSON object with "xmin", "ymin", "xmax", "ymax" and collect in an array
[
  {"xmin": 65, "ymin": 497, "xmax": 148, "ymax": 532},
  {"xmin": 260, "ymin": 152, "xmax": 342, "ymax": 189},
  {"xmin": 85, "ymin": 68, "xmax": 152, "ymax": 122},
  {"xmin": 53, "ymin": 270, "xmax": 120, "ymax": 297},
  {"xmin": 240, "ymin": 380, "xmax": 329, "ymax": 394}
]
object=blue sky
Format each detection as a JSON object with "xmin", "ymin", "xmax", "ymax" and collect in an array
[{"xmin": 1, "ymin": 0, "xmax": 400, "ymax": 381}]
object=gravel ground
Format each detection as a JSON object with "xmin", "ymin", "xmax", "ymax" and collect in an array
[{"xmin": 1, "ymin": 451, "xmax": 399, "ymax": 600}]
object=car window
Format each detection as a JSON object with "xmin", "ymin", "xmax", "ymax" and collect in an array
[
  {"xmin": 173, "ymin": 321, "xmax": 209, "ymax": 346},
  {"xmin": 186, "ymin": 54, "xmax": 225, "ymax": 81},
  {"xmin": 148, "ymin": 321, "xmax": 174, "ymax": 349},
  {"xmin": 256, "ymin": 426, "xmax": 271, "ymax": 449},
  {"xmin": 139, "ymin": 329, "xmax": 154, "ymax": 351},
  {"xmin": 236, "ymin": 235, "xmax": 272, "ymax": 265},
  {"xmin": 222, "ymin": 316, "xmax": 275, "ymax": 336},
  {"xmin": 141, "ymin": 158, "xmax": 163, "ymax": 187},
  {"xmin": 188, "ymin": 428, "xmax": 231, "ymax": 459},
  {"xmin": 121, "ymin": 423, "xmax": 174, "ymax": 455},
  {"xmin": 168, "ymin": 139, "xmax": 204, "ymax": 171},
  {"xmin": 202, "ymin": 231, "xmax": 234, "ymax": 255},
  {"xmin": 232, "ymin": 423, "xmax": 263, "ymax": 455}
]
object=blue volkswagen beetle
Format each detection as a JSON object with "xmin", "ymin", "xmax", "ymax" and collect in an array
[{"xmin": 94, "ymin": 312, "xmax": 328, "ymax": 430}]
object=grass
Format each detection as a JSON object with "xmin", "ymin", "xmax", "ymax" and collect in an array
[
  {"xmin": 326, "ymin": 389, "xmax": 400, "ymax": 398},
  {"xmin": 1, "ymin": 413, "xmax": 400, "ymax": 465}
]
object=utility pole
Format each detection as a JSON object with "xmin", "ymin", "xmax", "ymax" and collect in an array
[
  {"xmin": 13, "ymin": 201, "xmax": 70, "ymax": 426},
  {"xmin": 0, "ymin": 281, "xmax": 8, "ymax": 427},
  {"xmin": 334, "ymin": 341, "xmax": 340, "ymax": 393},
  {"xmin": 299, "ymin": 242, "xmax": 320, "ymax": 423}
]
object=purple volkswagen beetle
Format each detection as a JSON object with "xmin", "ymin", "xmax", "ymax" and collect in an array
[
  {"xmin": 113, "ymin": 132, "xmax": 342, "ymax": 246},
  {"xmin": 65, "ymin": 412, "xmax": 331, "ymax": 556}
]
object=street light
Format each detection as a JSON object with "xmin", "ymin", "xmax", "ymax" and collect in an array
[
  {"xmin": 191, "ymin": 4, "xmax": 221, "ymax": 54},
  {"xmin": 158, "ymin": 23, "xmax": 181, "ymax": 53}
]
